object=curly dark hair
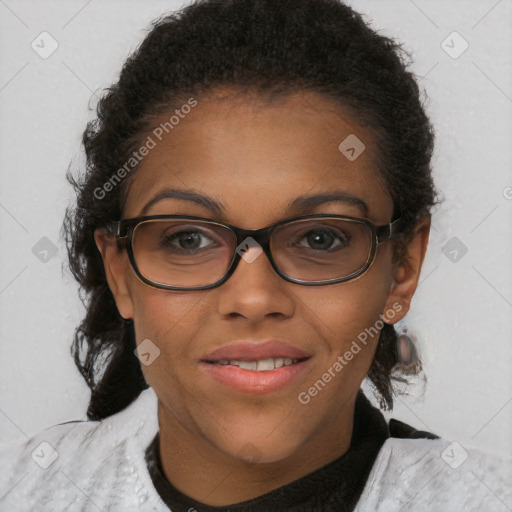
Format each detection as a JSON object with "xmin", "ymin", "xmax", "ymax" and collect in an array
[{"xmin": 62, "ymin": 0, "xmax": 437, "ymax": 421}]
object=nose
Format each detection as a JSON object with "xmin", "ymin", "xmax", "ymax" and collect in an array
[{"xmin": 216, "ymin": 244, "xmax": 295, "ymax": 322}]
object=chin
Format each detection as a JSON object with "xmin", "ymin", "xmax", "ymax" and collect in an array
[{"xmin": 216, "ymin": 431, "xmax": 303, "ymax": 465}]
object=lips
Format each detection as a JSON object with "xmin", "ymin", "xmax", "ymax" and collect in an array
[
  {"xmin": 198, "ymin": 340, "xmax": 312, "ymax": 394},
  {"xmin": 201, "ymin": 340, "xmax": 311, "ymax": 362}
]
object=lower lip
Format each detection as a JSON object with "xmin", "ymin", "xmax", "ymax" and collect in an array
[{"xmin": 199, "ymin": 360, "xmax": 311, "ymax": 394}]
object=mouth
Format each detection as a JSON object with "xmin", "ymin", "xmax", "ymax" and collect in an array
[
  {"xmin": 202, "ymin": 356, "xmax": 309, "ymax": 371},
  {"xmin": 198, "ymin": 341, "xmax": 312, "ymax": 394}
]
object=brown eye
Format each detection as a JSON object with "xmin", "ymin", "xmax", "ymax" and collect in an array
[
  {"xmin": 161, "ymin": 230, "xmax": 216, "ymax": 251},
  {"xmin": 290, "ymin": 227, "xmax": 351, "ymax": 251}
]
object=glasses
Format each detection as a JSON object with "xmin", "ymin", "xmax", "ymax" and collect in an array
[{"xmin": 106, "ymin": 213, "xmax": 405, "ymax": 291}]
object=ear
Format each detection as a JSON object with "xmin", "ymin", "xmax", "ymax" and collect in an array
[
  {"xmin": 94, "ymin": 228, "xmax": 134, "ymax": 320},
  {"xmin": 381, "ymin": 215, "xmax": 431, "ymax": 323}
]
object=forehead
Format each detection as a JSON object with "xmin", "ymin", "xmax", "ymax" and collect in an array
[{"xmin": 123, "ymin": 89, "xmax": 392, "ymax": 223}]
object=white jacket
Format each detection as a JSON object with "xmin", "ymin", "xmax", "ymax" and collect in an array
[{"xmin": 0, "ymin": 387, "xmax": 510, "ymax": 511}]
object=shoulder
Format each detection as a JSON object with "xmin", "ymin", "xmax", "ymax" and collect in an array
[
  {"xmin": 355, "ymin": 435, "xmax": 512, "ymax": 512},
  {"xmin": 0, "ymin": 387, "xmax": 167, "ymax": 511}
]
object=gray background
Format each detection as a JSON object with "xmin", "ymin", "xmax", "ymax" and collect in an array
[{"xmin": 0, "ymin": 0, "xmax": 511, "ymax": 457}]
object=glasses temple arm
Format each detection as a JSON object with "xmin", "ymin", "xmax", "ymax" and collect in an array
[
  {"xmin": 105, "ymin": 221, "xmax": 122, "ymax": 238},
  {"xmin": 376, "ymin": 217, "xmax": 407, "ymax": 243}
]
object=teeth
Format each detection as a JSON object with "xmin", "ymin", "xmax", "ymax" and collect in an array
[
  {"xmin": 239, "ymin": 361, "xmax": 257, "ymax": 370},
  {"xmin": 274, "ymin": 357, "xmax": 284, "ymax": 368},
  {"xmin": 256, "ymin": 358, "xmax": 275, "ymax": 371},
  {"xmin": 213, "ymin": 357, "xmax": 300, "ymax": 370}
]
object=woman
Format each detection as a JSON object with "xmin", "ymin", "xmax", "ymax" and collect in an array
[{"xmin": 1, "ymin": 0, "xmax": 509, "ymax": 510}]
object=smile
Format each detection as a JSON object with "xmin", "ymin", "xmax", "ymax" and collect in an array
[
  {"xmin": 205, "ymin": 357, "xmax": 304, "ymax": 371},
  {"xmin": 199, "ymin": 357, "xmax": 311, "ymax": 394}
]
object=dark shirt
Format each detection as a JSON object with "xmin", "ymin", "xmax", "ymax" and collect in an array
[{"xmin": 145, "ymin": 390, "xmax": 438, "ymax": 512}]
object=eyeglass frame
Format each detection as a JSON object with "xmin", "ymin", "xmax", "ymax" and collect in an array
[{"xmin": 105, "ymin": 213, "xmax": 406, "ymax": 291}]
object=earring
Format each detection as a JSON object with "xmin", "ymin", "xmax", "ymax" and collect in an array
[{"xmin": 394, "ymin": 326, "xmax": 421, "ymax": 371}]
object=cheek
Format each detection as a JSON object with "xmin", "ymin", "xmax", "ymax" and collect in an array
[
  {"xmin": 128, "ymin": 280, "xmax": 208, "ymax": 376},
  {"xmin": 292, "ymin": 273, "xmax": 391, "ymax": 409},
  {"xmin": 295, "ymin": 255, "xmax": 394, "ymax": 393},
  {"xmin": 302, "ymin": 272, "xmax": 391, "ymax": 350}
]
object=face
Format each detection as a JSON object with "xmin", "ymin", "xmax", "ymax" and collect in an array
[{"xmin": 95, "ymin": 88, "xmax": 429, "ymax": 466}]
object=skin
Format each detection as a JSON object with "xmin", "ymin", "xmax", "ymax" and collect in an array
[{"xmin": 95, "ymin": 88, "xmax": 430, "ymax": 506}]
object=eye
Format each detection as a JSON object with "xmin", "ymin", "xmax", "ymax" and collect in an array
[
  {"xmin": 160, "ymin": 229, "xmax": 218, "ymax": 252},
  {"xmin": 292, "ymin": 227, "xmax": 351, "ymax": 251}
]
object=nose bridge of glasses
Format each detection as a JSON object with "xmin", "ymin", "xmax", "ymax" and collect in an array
[
  {"xmin": 231, "ymin": 223, "xmax": 274, "ymax": 250},
  {"xmin": 224, "ymin": 225, "xmax": 275, "ymax": 275}
]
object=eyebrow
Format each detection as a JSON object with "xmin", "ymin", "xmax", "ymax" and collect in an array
[
  {"xmin": 140, "ymin": 187, "xmax": 369, "ymax": 217},
  {"xmin": 141, "ymin": 188, "xmax": 226, "ymax": 217},
  {"xmin": 289, "ymin": 192, "xmax": 369, "ymax": 216}
]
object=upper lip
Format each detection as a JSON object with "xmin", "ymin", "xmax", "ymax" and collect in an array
[{"xmin": 200, "ymin": 340, "xmax": 312, "ymax": 362}]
